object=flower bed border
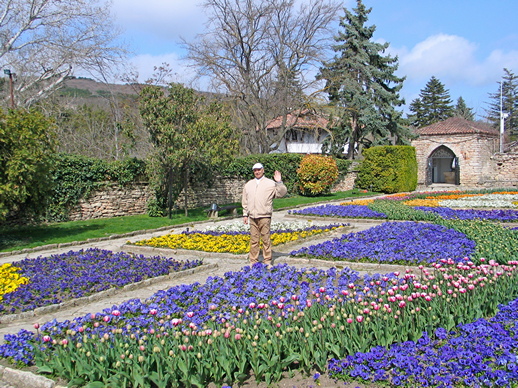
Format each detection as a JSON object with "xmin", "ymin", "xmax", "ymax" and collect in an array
[{"xmin": 0, "ymin": 264, "xmax": 216, "ymax": 325}]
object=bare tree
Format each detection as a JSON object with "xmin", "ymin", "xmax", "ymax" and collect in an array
[
  {"xmin": 185, "ymin": 0, "xmax": 340, "ymax": 154},
  {"xmin": 0, "ymin": 0, "xmax": 125, "ymax": 108}
]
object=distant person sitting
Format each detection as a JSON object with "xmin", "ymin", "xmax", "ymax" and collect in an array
[{"xmin": 242, "ymin": 163, "xmax": 287, "ymax": 267}]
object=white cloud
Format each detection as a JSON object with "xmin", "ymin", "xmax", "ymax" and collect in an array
[{"xmin": 392, "ymin": 34, "xmax": 518, "ymax": 88}]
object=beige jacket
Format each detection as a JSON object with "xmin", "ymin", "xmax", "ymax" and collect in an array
[{"xmin": 242, "ymin": 177, "xmax": 287, "ymax": 218}]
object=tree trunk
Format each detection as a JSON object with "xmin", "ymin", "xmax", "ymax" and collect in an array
[{"xmin": 183, "ymin": 165, "xmax": 189, "ymax": 217}]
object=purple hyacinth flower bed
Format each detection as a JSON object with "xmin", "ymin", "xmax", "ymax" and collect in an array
[
  {"xmin": 328, "ymin": 297, "xmax": 518, "ymax": 387},
  {"xmin": 291, "ymin": 221, "xmax": 476, "ymax": 265},
  {"xmin": 289, "ymin": 204, "xmax": 387, "ymax": 219},
  {"xmin": 0, "ymin": 248, "xmax": 202, "ymax": 315},
  {"xmin": 415, "ymin": 206, "xmax": 518, "ymax": 222}
]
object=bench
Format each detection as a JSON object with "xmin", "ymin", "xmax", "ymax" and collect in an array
[{"xmin": 206, "ymin": 204, "xmax": 240, "ymax": 218}]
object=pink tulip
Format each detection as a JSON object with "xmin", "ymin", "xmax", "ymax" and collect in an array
[
  {"xmin": 277, "ymin": 303, "xmax": 285, "ymax": 309},
  {"xmin": 306, "ymin": 300, "xmax": 312, "ymax": 307},
  {"xmin": 347, "ymin": 318, "xmax": 353, "ymax": 324},
  {"xmin": 43, "ymin": 335, "xmax": 51, "ymax": 342},
  {"xmin": 186, "ymin": 311, "xmax": 194, "ymax": 318},
  {"xmin": 398, "ymin": 301, "xmax": 406, "ymax": 308},
  {"xmin": 171, "ymin": 318, "xmax": 182, "ymax": 326},
  {"xmin": 103, "ymin": 316, "xmax": 110, "ymax": 323},
  {"xmin": 149, "ymin": 309, "xmax": 157, "ymax": 315},
  {"xmin": 291, "ymin": 294, "xmax": 299, "ymax": 301},
  {"xmin": 111, "ymin": 310, "xmax": 121, "ymax": 316},
  {"xmin": 249, "ymin": 302, "xmax": 256, "ymax": 308},
  {"xmin": 33, "ymin": 323, "xmax": 40, "ymax": 330},
  {"xmin": 356, "ymin": 315, "xmax": 363, "ymax": 323}
]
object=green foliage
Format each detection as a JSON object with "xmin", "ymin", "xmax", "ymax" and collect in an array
[
  {"xmin": 46, "ymin": 154, "xmax": 147, "ymax": 222},
  {"xmin": 485, "ymin": 68, "xmax": 518, "ymax": 140},
  {"xmin": 219, "ymin": 154, "xmax": 351, "ymax": 194},
  {"xmin": 297, "ymin": 155, "xmax": 338, "ymax": 196},
  {"xmin": 139, "ymin": 83, "xmax": 240, "ymax": 217},
  {"xmin": 408, "ymin": 76, "xmax": 454, "ymax": 128},
  {"xmin": 454, "ymin": 96, "xmax": 475, "ymax": 121},
  {"xmin": 220, "ymin": 154, "xmax": 302, "ymax": 193},
  {"xmin": 0, "ymin": 109, "xmax": 56, "ymax": 220},
  {"xmin": 355, "ymin": 145, "xmax": 417, "ymax": 193},
  {"xmin": 318, "ymin": 0, "xmax": 410, "ymax": 159}
]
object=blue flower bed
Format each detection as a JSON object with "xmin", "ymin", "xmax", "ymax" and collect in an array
[
  {"xmin": 0, "ymin": 263, "xmax": 363, "ymax": 364},
  {"xmin": 414, "ymin": 206, "xmax": 518, "ymax": 222},
  {"xmin": 1, "ymin": 248, "xmax": 202, "ymax": 315},
  {"xmin": 329, "ymin": 297, "xmax": 518, "ymax": 387},
  {"xmin": 291, "ymin": 221, "xmax": 476, "ymax": 264},
  {"xmin": 289, "ymin": 204, "xmax": 387, "ymax": 219}
]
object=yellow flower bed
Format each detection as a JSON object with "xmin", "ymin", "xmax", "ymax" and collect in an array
[
  {"xmin": 403, "ymin": 198, "xmax": 441, "ymax": 207},
  {"xmin": 340, "ymin": 199, "xmax": 375, "ymax": 206},
  {"xmin": 135, "ymin": 227, "xmax": 339, "ymax": 254},
  {"xmin": 0, "ymin": 263, "xmax": 29, "ymax": 301}
]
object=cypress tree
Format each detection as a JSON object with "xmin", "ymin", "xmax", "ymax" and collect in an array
[
  {"xmin": 408, "ymin": 76, "xmax": 454, "ymax": 127},
  {"xmin": 318, "ymin": 0, "xmax": 411, "ymax": 159},
  {"xmin": 454, "ymin": 96, "xmax": 475, "ymax": 121}
]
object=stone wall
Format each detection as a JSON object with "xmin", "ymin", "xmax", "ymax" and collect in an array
[
  {"xmin": 412, "ymin": 134, "xmax": 499, "ymax": 187},
  {"xmin": 68, "ymin": 173, "xmax": 357, "ymax": 221},
  {"xmin": 487, "ymin": 152, "xmax": 518, "ymax": 188},
  {"xmin": 69, "ymin": 183, "xmax": 152, "ymax": 221}
]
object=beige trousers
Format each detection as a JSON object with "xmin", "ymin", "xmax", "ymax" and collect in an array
[{"xmin": 248, "ymin": 217, "xmax": 272, "ymax": 265}]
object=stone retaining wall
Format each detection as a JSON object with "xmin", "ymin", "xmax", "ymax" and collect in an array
[{"xmin": 68, "ymin": 174, "xmax": 357, "ymax": 221}]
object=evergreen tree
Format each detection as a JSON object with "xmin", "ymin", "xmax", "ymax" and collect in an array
[
  {"xmin": 454, "ymin": 96, "xmax": 475, "ymax": 121},
  {"xmin": 408, "ymin": 76, "xmax": 454, "ymax": 127},
  {"xmin": 318, "ymin": 0, "xmax": 411, "ymax": 159},
  {"xmin": 485, "ymin": 68, "xmax": 518, "ymax": 140}
]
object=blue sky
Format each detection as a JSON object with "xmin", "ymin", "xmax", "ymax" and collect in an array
[{"xmin": 111, "ymin": 0, "xmax": 518, "ymax": 120}]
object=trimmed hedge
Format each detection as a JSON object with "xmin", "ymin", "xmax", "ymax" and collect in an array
[{"xmin": 355, "ymin": 146, "xmax": 417, "ymax": 193}]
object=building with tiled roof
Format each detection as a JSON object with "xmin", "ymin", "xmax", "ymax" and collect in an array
[
  {"xmin": 412, "ymin": 117, "xmax": 499, "ymax": 187},
  {"xmin": 266, "ymin": 109, "xmax": 335, "ymax": 153},
  {"xmin": 414, "ymin": 117, "xmax": 498, "ymax": 137}
]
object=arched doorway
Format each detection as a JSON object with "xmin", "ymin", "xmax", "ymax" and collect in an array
[{"xmin": 426, "ymin": 145, "xmax": 459, "ymax": 185}]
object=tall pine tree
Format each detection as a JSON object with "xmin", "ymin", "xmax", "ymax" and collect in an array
[
  {"xmin": 485, "ymin": 68, "xmax": 518, "ymax": 140},
  {"xmin": 318, "ymin": 0, "xmax": 410, "ymax": 159},
  {"xmin": 408, "ymin": 76, "xmax": 454, "ymax": 128},
  {"xmin": 454, "ymin": 96, "xmax": 475, "ymax": 121}
]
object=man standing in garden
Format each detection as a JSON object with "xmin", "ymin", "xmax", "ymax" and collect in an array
[{"xmin": 242, "ymin": 163, "xmax": 287, "ymax": 267}]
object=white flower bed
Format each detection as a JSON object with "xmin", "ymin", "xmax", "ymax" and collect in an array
[
  {"xmin": 439, "ymin": 194, "xmax": 518, "ymax": 208},
  {"xmin": 203, "ymin": 220, "xmax": 315, "ymax": 233}
]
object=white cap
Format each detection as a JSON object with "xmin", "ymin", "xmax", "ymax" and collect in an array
[{"xmin": 252, "ymin": 163, "xmax": 264, "ymax": 170}]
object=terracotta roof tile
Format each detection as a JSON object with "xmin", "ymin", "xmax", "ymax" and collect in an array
[
  {"xmin": 415, "ymin": 117, "xmax": 498, "ymax": 136},
  {"xmin": 266, "ymin": 109, "xmax": 328, "ymax": 130}
]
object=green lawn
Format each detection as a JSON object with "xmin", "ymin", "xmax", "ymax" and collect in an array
[{"xmin": 0, "ymin": 190, "xmax": 374, "ymax": 252}]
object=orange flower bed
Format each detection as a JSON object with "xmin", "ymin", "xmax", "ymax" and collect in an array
[
  {"xmin": 427, "ymin": 194, "xmax": 483, "ymax": 200},
  {"xmin": 340, "ymin": 199, "xmax": 375, "ymax": 206},
  {"xmin": 403, "ymin": 198, "xmax": 441, "ymax": 207}
]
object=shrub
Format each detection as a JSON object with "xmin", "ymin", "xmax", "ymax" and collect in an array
[
  {"xmin": 297, "ymin": 154, "xmax": 338, "ymax": 196},
  {"xmin": 355, "ymin": 146, "xmax": 417, "ymax": 193}
]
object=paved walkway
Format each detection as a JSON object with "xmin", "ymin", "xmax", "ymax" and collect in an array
[{"xmin": 0, "ymin": 202, "xmax": 413, "ymax": 388}]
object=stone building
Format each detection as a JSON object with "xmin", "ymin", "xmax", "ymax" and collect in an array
[{"xmin": 412, "ymin": 117, "xmax": 500, "ymax": 187}]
